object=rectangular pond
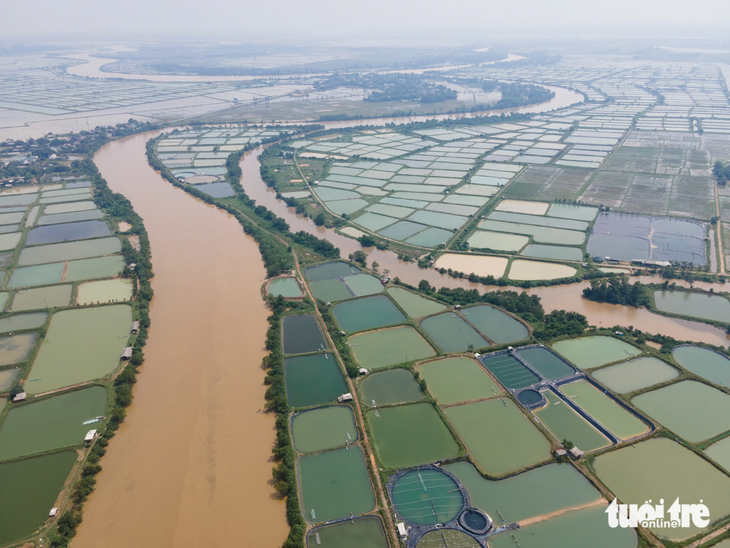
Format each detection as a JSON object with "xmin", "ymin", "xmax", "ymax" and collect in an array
[
  {"xmin": 64, "ymin": 255, "xmax": 125, "ymax": 281},
  {"xmin": 533, "ymin": 391, "xmax": 610, "ymax": 452},
  {"xmin": 386, "ymin": 287, "xmax": 446, "ymax": 318},
  {"xmin": 284, "ymin": 353, "xmax": 346, "ymax": 408},
  {"xmin": 672, "ymin": 346, "xmax": 730, "ymax": 387},
  {"xmin": 333, "ymin": 295, "xmax": 405, "ymax": 332},
  {"xmin": 420, "ymin": 312, "xmax": 489, "ymax": 352},
  {"xmin": 0, "ymin": 333, "xmax": 36, "ymax": 367},
  {"xmin": 304, "ymin": 261, "xmax": 360, "ymax": 281},
  {"xmin": 18, "ymin": 237, "xmax": 122, "ymax": 266},
  {"xmin": 25, "ymin": 220, "xmax": 111, "ymax": 246},
  {"xmin": 591, "ymin": 357, "xmax": 678, "ymax": 394},
  {"xmin": 267, "ymin": 277, "xmax": 303, "ymax": 298},
  {"xmin": 37, "ymin": 209, "xmax": 104, "ymax": 226},
  {"xmin": 552, "ymin": 336, "xmax": 640, "ymax": 369},
  {"xmin": 291, "ymin": 406, "xmax": 357, "ymax": 453},
  {"xmin": 11, "ymin": 284, "xmax": 72, "ymax": 311},
  {"xmin": 480, "ymin": 353, "xmax": 540, "ymax": 390},
  {"xmin": 419, "ymin": 357, "xmax": 502, "ymax": 405},
  {"xmin": 309, "ymin": 278, "xmax": 354, "ymax": 302},
  {"xmin": 516, "ymin": 347, "xmax": 574, "ymax": 380},
  {"xmin": 0, "ymin": 312, "xmax": 47, "ymax": 333},
  {"xmin": 460, "ymin": 305, "xmax": 529, "ymax": 344},
  {"xmin": 76, "ymin": 279, "xmax": 133, "ymax": 305},
  {"xmin": 350, "ymin": 326, "xmax": 435, "ymax": 369},
  {"xmin": 360, "ymin": 368, "xmax": 423, "ymax": 406},
  {"xmin": 282, "ymin": 314, "xmax": 327, "ymax": 355},
  {"xmin": 654, "ymin": 291, "xmax": 730, "ymax": 323},
  {"xmin": 308, "ymin": 516, "xmax": 388, "ymax": 548},
  {"xmin": 7, "ymin": 263, "xmax": 65, "ymax": 288}
]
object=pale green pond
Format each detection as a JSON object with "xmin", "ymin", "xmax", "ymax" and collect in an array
[
  {"xmin": 8, "ymin": 263, "xmax": 65, "ymax": 288},
  {"xmin": 0, "ymin": 368, "xmax": 20, "ymax": 390},
  {"xmin": 419, "ymin": 357, "xmax": 502, "ymax": 404},
  {"xmin": 460, "ymin": 305, "xmax": 529, "ymax": 344},
  {"xmin": 350, "ymin": 326, "xmax": 435, "ymax": 369},
  {"xmin": 595, "ymin": 438, "xmax": 730, "ymax": 540},
  {"xmin": 65, "ymin": 256, "xmax": 125, "ymax": 281},
  {"xmin": 0, "ymin": 312, "xmax": 47, "ymax": 333},
  {"xmin": 467, "ymin": 230, "xmax": 529, "ymax": 251},
  {"xmin": 11, "ymin": 284, "xmax": 72, "ymax": 311},
  {"xmin": 18, "ymin": 237, "xmax": 121, "ymax": 266},
  {"xmin": 592, "ymin": 357, "xmax": 679, "ymax": 393},
  {"xmin": 654, "ymin": 291, "xmax": 730, "ymax": 322},
  {"xmin": 705, "ymin": 436, "xmax": 730, "ymax": 471},
  {"xmin": 552, "ymin": 336, "xmax": 640, "ymax": 369},
  {"xmin": 43, "ymin": 201, "xmax": 97, "ymax": 214},
  {"xmin": 291, "ymin": 406, "xmax": 357, "ymax": 453},
  {"xmin": 308, "ymin": 517, "xmax": 388, "ymax": 548},
  {"xmin": 267, "ymin": 277, "xmax": 303, "ymax": 298},
  {"xmin": 632, "ymin": 381, "xmax": 730, "ymax": 443},
  {"xmin": 672, "ymin": 346, "xmax": 730, "ymax": 387},
  {"xmin": 0, "ymin": 333, "xmax": 36, "ymax": 366},
  {"xmin": 359, "ymin": 368, "xmax": 423, "ymax": 406},
  {"xmin": 343, "ymin": 274, "xmax": 384, "ymax": 297},
  {"xmin": 420, "ymin": 313, "xmax": 489, "ymax": 352},
  {"xmin": 76, "ymin": 279, "xmax": 133, "ymax": 305},
  {"xmin": 386, "ymin": 287, "xmax": 446, "ymax": 318},
  {"xmin": 534, "ymin": 391, "xmax": 611, "ymax": 452}
]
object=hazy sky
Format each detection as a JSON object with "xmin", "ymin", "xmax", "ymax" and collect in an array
[{"xmin": 3, "ymin": 0, "xmax": 730, "ymax": 38}]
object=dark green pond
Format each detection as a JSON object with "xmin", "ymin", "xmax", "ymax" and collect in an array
[
  {"xmin": 285, "ymin": 353, "xmax": 346, "ymax": 408},
  {"xmin": 282, "ymin": 314, "xmax": 327, "ymax": 355}
]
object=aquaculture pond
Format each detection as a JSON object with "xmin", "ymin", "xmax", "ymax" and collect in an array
[
  {"xmin": 37, "ymin": 209, "xmax": 104, "ymax": 225},
  {"xmin": 672, "ymin": 345, "xmax": 730, "ymax": 387},
  {"xmin": 17, "ymin": 237, "xmax": 121, "ymax": 266},
  {"xmin": 521, "ymin": 244, "xmax": 583, "ymax": 261},
  {"xmin": 309, "ymin": 278, "xmax": 354, "ymax": 302},
  {"xmin": 11, "ymin": 284, "xmax": 72, "ymax": 311},
  {"xmin": 654, "ymin": 291, "xmax": 730, "ymax": 323},
  {"xmin": 591, "ymin": 357, "xmax": 679, "ymax": 394},
  {"xmin": 7, "ymin": 263, "xmax": 65, "ymax": 288},
  {"xmin": 282, "ymin": 314, "xmax": 326, "ymax": 355},
  {"xmin": 367, "ymin": 403, "xmax": 459, "ymax": 468},
  {"xmin": 705, "ymin": 436, "xmax": 730, "ymax": 471},
  {"xmin": 291, "ymin": 406, "xmax": 357, "ymax": 453},
  {"xmin": 460, "ymin": 305, "xmax": 529, "ymax": 344},
  {"xmin": 360, "ymin": 369, "xmax": 423, "ymax": 406},
  {"xmin": 25, "ymin": 220, "xmax": 111, "ymax": 245},
  {"xmin": 0, "ymin": 312, "xmax": 47, "ymax": 333},
  {"xmin": 391, "ymin": 468, "xmax": 464, "ymax": 525},
  {"xmin": 444, "ymin": 461, "xmax": 600, "ymax": 524},
  {"xmin": 64, "ymin": 255, "xmax": 125, "ymax": 281},
  {"xmin": 304, "ymin": 261, "xmax": 359, "ymax": 281},
  {"xmin": 25, "ymin": 305, "xmax": 132, "ymax": 394},
  {"xmin": 333, "ymin": 295, "xmax": 405, "ymax": 332},
  {"xmin": 560, "ymin": 380, "xmax": 649, "ymax": 440},
  {"xmin": 516, "ymin": 347, "xmax": 574, "ymax": 380},
  {"xmin": 0, "ymin": 333, "xmax": 36, "ymax": 366},
  {"xmin": 387, "ymin": 287, "xmax": 446, "ymax": 318},
  {"xmin": 632, "ymin": 381, "xmax": 730, "ymax": 443},
  {"xmin": 419, "ymin": 357, "xmax": 502, "ymax": 405},
  {"xmin": 552, "ymin": 336, "xmax": 640, "ymax": 369},
  {"xmin": 343, "ymin": 274, "xmax": 384, "ymax": 297},
  {"xmin": 534, "ymin": 391, "xmax": 610, "ymax": 452},
  {"xmin": 417, "ymin": 530, "xmax": 480, "ymax": 548},
  {"xmin": 298, "ymin": 446, "xmax": 375, "ymax": 523},
  {"xmin": 350, "ymin": 326, "xmax": 435, "ymax": 369},
  {"xmin": 444, "ymin": 398, "xmax": 550, "ymax": 476},
  {"xmin": 284, "ymin": 353, "xmax": 346, "ymax": 408},
  {"xmin": 267, "ymin": 277, "xmax": 303, "ymax": 298},
  {"xmin": 0, "ymin": 386, "xmax": 107, "ymax": 461},
  {"xmin": 420, "ymin": 313, "xmax": 489, "ymax": 352},
  {"xmin": 308, "ymin": 516, "xmax": 388, "ymax": 548},
  {"xmin": 489, "ymin": 506, "xmax": 637, "ymax": 548},
  {"xmin": 595, "ymin": 438, "xmax": 730, "ymax": 540},
  {"xmin": 480, "ymin": 353, "xmax": 540, "ymax": 390},
  {"xmin": 76, "ymin": 279, "xmax": 133, "ymax": 305},
  {"xmin": 508, "ymin": 260, "xmax": 577, "ymax": 281},
  {"xmin": 0, "ymin": 451, "xmax": 79, "ymax": 546}
]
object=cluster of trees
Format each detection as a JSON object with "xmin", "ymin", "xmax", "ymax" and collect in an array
[
  {"xmin": 313, "ymin": 73, "xmax": 458, "ymax": 103},
  {"xmin": 582, "ymin": 276, "xmax": 652, "ymax": 307},
  {"xmin": 713, "ymin": 161, "xmax": 730, "ymax": 186},
  {"xmin": 480, "ymin": 81, "xmax": 555, "ymax": 109}
]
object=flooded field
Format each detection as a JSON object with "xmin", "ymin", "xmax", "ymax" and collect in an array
[
  {"xmin": 285, "ymin": 353, "xmax": 346, "ymax": 408},
  {"xmin": 534, "ymin": 391, "xmax": 611, "ymax": 452},
  {"xmin": 591, "ymin": 357, "xmax": 679, "ymax": 393},
  {"xmin": 76, "ymin": 279, "xmax": 133, "ymax": 305},
  {"xmin": 368, "ymin": 403, "xmax": 459, "ymax": 468},
  {"xmin": 444, "ymin": 398, "xmax": 550, "ymax": 475},
  {"xmin": 418, "ymin": 356, "xmax": 502, "ymax": 404},
  {"xmin": 420, "ymin": 312, "xmax": 489, "ymax": 352},
  {"xmin": 350, "ymin": 326, "xmax": 435, "ymax": 369},
  {"xmin": 360, "ymin": 368, "xmax": 423, "ymax": 406},
  {"xmin": 291, "ymin": 406, "xmax": 357, "ymax": 453},
  {"xmin": 391, "ymin": 468, "xmax": 464, "ymax": 524},
  {"xmin": 672, "ymin": 345, "xmax": 730, "ymax": 387},
  {"xmin": 551, "ymin": 336, "xmax": 640, "ymax": 369},
  {"xmin": 654, "ymin": 290, "xmax": 730, "ymax": 322},
  {"xmin": 460, "ymin": 305, "xmax": 529, "ymax": 344},
  {"xmin": 308, "ymin": 516, "xmax": 388, "ymax": 548}
]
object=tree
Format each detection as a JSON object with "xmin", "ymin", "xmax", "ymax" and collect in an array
[
  {"xmin": 358, "ymin": 234, "xmax": 376, "ymax": 247},
  {"xmin": 314, "ymin": 213, "xmax": 326, "ymax": 226},
  {"xmin": 349, "ymin": 250, "xmax": 367, "ymax": 267}
]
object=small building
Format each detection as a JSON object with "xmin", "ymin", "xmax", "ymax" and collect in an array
[
  {"xmin": 569, "ymin": 446, "xmax": 584, "ymax": 460},
  {"xmin": 396, "ymin": 522, "xmax": 408, "ymax": 540},
  {"xmin": 85, "ymin": 429, "xmax": 97, "ymax": 444},
  {"xmin": 12, "ymin": 392, "xmax": 26, "ymax": 403},
  {"xmin": 454, "ymin": 304, "xmax": 461, "ymax": 309},
  {"xmin": 359, "ymin": 368, "xmax": 368, "ymax": 375},
  {"xmin": 131, "ymin": 321, "xmax": 140, "ymax": 334},
  {"xmin": 337, "ymin": 393, "xmax": 353, "ymax": 403},
  {"xmin": 554, "ymin": 448, "xmax": 567, "ymax": 458},
  {"xmin": 121, "ymin": 347, "xmax": 133, "ymax": 360},
  {"xmin": 49, "ymin": 507, "xmax": 58, "ymax": 518}
]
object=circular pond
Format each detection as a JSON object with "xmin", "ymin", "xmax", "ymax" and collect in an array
[
  {"xmin": 391, "ymin": 468, "xmax": 464, "ymax": 525},
  {"xmin": 518, "ymin": 389, "xmax": 543, "ymax": 406},
  {"xmin": 459, "ymin": 507, "xmax": 491, "ymax": 535}
]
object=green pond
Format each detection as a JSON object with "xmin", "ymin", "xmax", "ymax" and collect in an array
[
  {"xmin": 467, "ymin": 230, "xmax": 529, "ymax": 252},
  {"xmin": 18, "ymin": 237, "xmax": 121, "ymax": 266},
  {"xmin": 8, "ymin": 263, "xmax": 65, "ymax": 287},
  {"xmin": 42, "ymin": 201, "xmax": 97, "ymax": 214},
  {"xmin": 517, "ymin": 347, "xmax": 574, "ymax": 380},
  {"xmin": 308, "ymin": 517, "xmax": 388, "ymax": 548},
  {"xmin": 350, "ymin": 326, "xmax": 435, "ymax": 369},
  {"xmin": 595, "ymin": 438, "xmax": 730, "ymax": 540},
  {"xmin": 267, "ymin": 277, "xmax": 303, "ymax": 298},
  {"xmin": 419, "ymin": 357, "xmax": 502, "ymax": 405},
  {"xmin": 282, "ymin": 314, "xmax": 326, "ymax": 355},
  {"xmin": 521, "ymin": 244, "xmax": 584, "ymax": 261},
  {"xmin": 309, "ymin": 278, "xmax": 353, "ymax": 302},
  {"xmin": 0, "ymin": 386, "xmax": 107, "ymax": 461},
  {"xmin": 480, "ymin": 353, "xmax": 540, "ymax": 390},
  {"xmin": 0, "ymin": 368, "xmax": 20, "ymax": 390},
  {"xmin": 368, "ymin": 403, "xmax": 459, "ymax": 468},
  {"xmin": 533, "ymin": 391, "xmax": 610, "ymax": 452},
  {"xmin": 444, "ymin": 461, "xmax": 600, "ymax": 524},
  {"xmin": 291, "ymin": 406, "xmax": 357, "ymax": 453},
  {"xmin": 386, "ymin": 287, "xmax": 447, "ymax": 318},
  {"xmin": 673, "ymin": 346, "xmax": 730, "ymax": 387},
  {"xmin": 654, "ymin": 291, "xmax": 730, "ymax": 322},
  {"xmin": 420, "ymin": 313, "xmax": 489, "ymax": 352},
  {"xmin": 560, "ymin": 380, "xmax": 649, "ymax": 440},
  {"xmin": 64, "ymin": 255, "xmax": 125, "ymax": 281},
  {"xmin": 592, "ymin": 357, "xmax": 679, "ymax": 394},
  {"xmin": 705, "ymin": 436, "xmax": 730, "ymax": 471},
  {"xmin": 343, "ymin": 274, "xmax": 384, "ymax": 297},
  {"xmin": 305, "ymin": 261, "xmax": 360, "ymax": 281},
  {"xmin": 0, "ymin": 312, "xmax": 47, "ymax": 333},
  {"xmin": 444, "ymin": 398, "xmax": 550, "ymax": 476},
  {"xmin": 417, "ymin": 530, "xmax": 480, "ymax": 548},
  {"xmin": 552, "ymin": 336, "xmax": 640, "ymax": 369},
  {"xmin": 0, "ymin": 333, "xmax": 37, "ymax": 365},
  {"xmin": 285, "ymin": 353, "xmax": 346, "ymax": 408},
  {"xmin": 26, "ymin": 305, "xmax": 132, "ymax": 394},
  {"xmin": 298, "ymin": 446, "xmax": 375, "ymax": 523},
  {"xmin": 333, "ymin": 295, "xmax": 405, "ymax": 332},
  {"xmin": 76, "ymin": 279, "xmax": 132, "ymax": 305},
  {"xmin": 0, "ymin": 451, "xmax": 79, "ymax": 546},
  {"xmin": 391, "ymin": 468, "xmax": 464, "ymax": 525},
  {"xmin": 489, "ymin": 506, "xmax": 637, "ymax": 548},
  {"xmin": 11, "ymin": 284, "xmax": 72, "ymax": 311},
  {"xmin": 460, "ymin": 305, "xmax": 528, "ymax": 344},
  {"xmin": 360, "ymin": 368, "xmax": 423, "ymax": 406},
  {"xmin": 632, "ymin": 381, "xmax": 730, "ymax": 443}
]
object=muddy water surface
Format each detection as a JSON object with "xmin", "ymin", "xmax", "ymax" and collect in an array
[{"xmin": 72, "ymin": 132, "xmax": 286, "ymax": 548}]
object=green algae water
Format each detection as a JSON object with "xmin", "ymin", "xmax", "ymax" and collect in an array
[
  {"xmin": 360, "ymin": 368, "xmax": 423, "ymax": 406},
  {"xmin": 282, "ymin": 314, "xmax": 326, "ymax": 355},
  {"xmin": 284, "ymin": 353, "xmax": 346, "ymax": 408},
  {"xmin": 309, "ymin": 278, "xmax": 353, "ymax": 302},
  {"xmin": 291, "ymin": 406, "xmax": 357, "ymax": 453},
  {"xmin": 705, "ymin": 436, "xmax": 730, "ymax": 471},
  {"xmin": 391, "ymin": 468, "xmax": 464, "ymax": 524},
  {"xmin": 350, "ymin": 326, "xmax": 435, "ymax": 369},
  {"xmin": 333, "ymin": 295, "xmax": 405, "ymax": 332},
  {"xmin": 298, "ymin": 446, "xmax": 375, "ymax": 523},
  {"xmin": 460, "ymin": 305, "xmax": 529, "ymax": 344},
  {"xmin": 76, "ymin": 279, "xmax": 133, "ymax": 305},
  {"xmin": 417, "ymin": 530, "xmax": 480, "ymax": 548},
  {"xmin": 343, "ymin": 274, "xmax": 383, "ymax": 297},
  {"xmin": 672, "ymin": 345, "xmax": 730, "ymax": 387},
  {"xmin": 11, "ymin": 284, "xmax": 72, "ymax": 311},
  {"xmin": 386, "ymin": 287, "xmax": 447, "ymax": 318},
  {"xmin": 267, "ymin": 277, "xmax": 303, "ymax": 298},
  {"xmin": 419, "ymin": 357, "xmax": 502, "ymax": 404},
  {"xmin": 420, "ymin": 313, "xmax": 489, "ymax": 352},
  {"xmin": 368, "ymin": 403, "xmax": 458, "ymax": 468},
  {"xmin": 552, "ymin": 336, "xmax": 640, "ymax": 369},
  {"xmin": 654, "ymin": 290, "xmax": 730, "ymax": 323},
  {"xmin": 592, "ymin": 357, "xmax": 679, "ymax": 394},
  {"xmin": 444, "ymin": 398, "xmax": 550, "ymax": 476},
  {"xmin": 308, "ymin": 516, "xmax": 388, "ymax": 548},
  {"xmin": 533, "ymin": 391, "xmax": 610, "ymax": 452},
  {"xmin": 517, "ymin": 347, "xmax": 574, "ymax": 379}
]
